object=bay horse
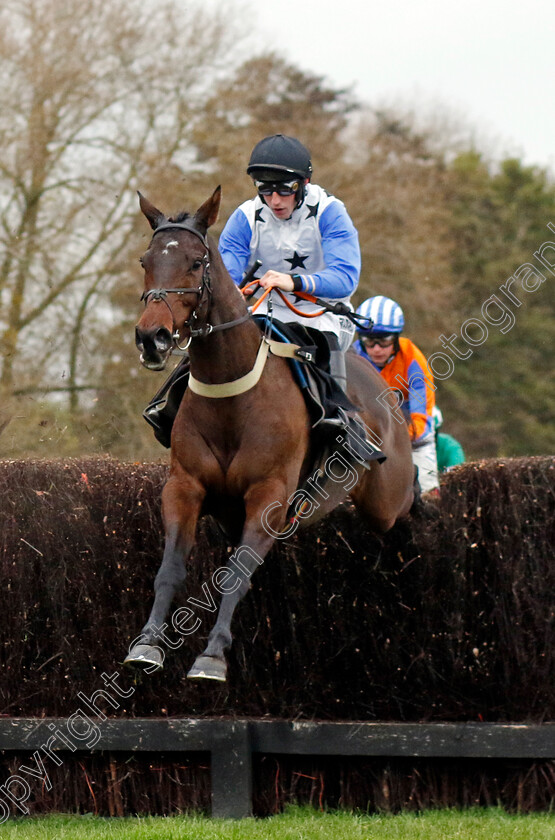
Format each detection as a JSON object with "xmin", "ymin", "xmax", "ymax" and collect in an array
[{"xmin": 125, "ymin": 186, "xmax": 415, "ymax": 682}]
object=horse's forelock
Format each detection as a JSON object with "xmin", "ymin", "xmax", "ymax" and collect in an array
[
  {"xmin": 170, "ymin": 211, "xmax": 191, "ymax": 224},
  {"xmin": 166, "ymin": 211, "xmax": 207, "ymax": 236},
  {"xmin": 155, "ymin": 210, "xmax": 209, "ymax": 244}
]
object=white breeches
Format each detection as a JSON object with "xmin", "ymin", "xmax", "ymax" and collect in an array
[{"xmin": 412, "ymin": 434, "xmax": 439, "ymax": 493}]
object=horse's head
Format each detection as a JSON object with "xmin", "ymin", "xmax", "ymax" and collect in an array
[{"xmin": 135, "ymin": 187, "xmax": 221, "ymax": 370}]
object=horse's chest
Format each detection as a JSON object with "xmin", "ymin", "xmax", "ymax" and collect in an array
[{"xmin": 196, "ymin": 431, "xmax": 249, "ymax": 489}]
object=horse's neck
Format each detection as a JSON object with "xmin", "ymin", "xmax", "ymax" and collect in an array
[{"xmin": 187, "ymin": 246, "xmax": 262, "ymax": 383}]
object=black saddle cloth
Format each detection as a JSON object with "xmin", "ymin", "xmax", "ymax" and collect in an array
[
  {"xmin": 143, "ymin": 357, "xmax": 190, "ymax": 448},
  {"xmin": 253, "ymin": 317, "xmax": 357, "ymax": 421}
]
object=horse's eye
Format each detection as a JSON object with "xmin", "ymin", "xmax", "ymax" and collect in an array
[
  {"xmin": 139, "ymin": 257, "xmax": 145, "ymax": 267},
  {"xmin": 191, "ymin": 259, "xmax": 203, "ymax": 271}
]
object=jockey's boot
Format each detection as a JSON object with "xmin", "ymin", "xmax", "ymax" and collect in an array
[
  {"xmin": 319, "ymin": 347, "xmax": 385, "ymax": 468},
  {"xmin": 329, "ymin": 347, "xmax": 348, "ymax": 392},
  {"xmin": 410, "ymin": 465, "xmax": 441, "ymax": 519},
  {"xmin": 143, "ymin": 355, "xmax": 190, "ymax": 448}
]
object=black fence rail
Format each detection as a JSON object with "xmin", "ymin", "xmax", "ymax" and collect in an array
[{"xmin": 1, "ymin": 718, "xmax": 554, "ymax": 818}]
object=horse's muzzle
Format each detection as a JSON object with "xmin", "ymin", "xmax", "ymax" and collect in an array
[{"xmin": 135, "ymin": 325, "xmax": 173, "ymax": 370}]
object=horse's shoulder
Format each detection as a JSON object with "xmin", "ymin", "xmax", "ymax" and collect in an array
[{"xmin": 346, "ymin": 350, "xmax": 391, "ymax": 416}]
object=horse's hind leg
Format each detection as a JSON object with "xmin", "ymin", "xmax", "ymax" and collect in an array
[
  {"xmin": 124, "ymin": 472, "xmax": 204, "ymax": 672},
  {"xmin": 187, "ymin": 480, "xmax": 287, "ymax": 682}
]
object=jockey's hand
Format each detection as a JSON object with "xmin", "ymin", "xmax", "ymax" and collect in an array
[{"xmin": 257, "ymin": 270, "xmax": 294, "ymax": 292}]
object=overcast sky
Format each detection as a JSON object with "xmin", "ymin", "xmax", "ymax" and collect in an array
[{"xmin": 253, "ymin": 0, "xmax": 555, "ymax": 173}]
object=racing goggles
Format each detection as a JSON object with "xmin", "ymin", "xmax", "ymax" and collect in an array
[
  {"xmin": 255, "ymin": 178, "xmax": 300, "ymax": 197},
  {"xmin": 362, "ymin": 335, "xmax": 395, "ymax": 348}
]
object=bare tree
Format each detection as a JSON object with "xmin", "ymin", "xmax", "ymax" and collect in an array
[
  {"xmin": 336, "ymin": 107, "xmax": 458, "ymax": 348},
  {"xmin": 0, "ymin": 0, "xmax": 245, "ymax": 402}
]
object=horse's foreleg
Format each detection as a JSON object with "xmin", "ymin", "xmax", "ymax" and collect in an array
[
  {"xmin": 124, "ymin": 473, "xmax": 204, "ymax": 672},
  {"xmin": 187, "ymin": 479, "xmax": 287, "ymax": 682}
]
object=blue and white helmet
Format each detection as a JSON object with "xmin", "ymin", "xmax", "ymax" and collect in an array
[{"xmin": 356, "ymin": 296, "xmax": 405, "ymax": 336}]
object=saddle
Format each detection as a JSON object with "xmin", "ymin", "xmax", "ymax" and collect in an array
[
  {"xmin": 252, "ymin": 317, "xmax": 357, "ymax": 425},
  {"xmin": 143, "ymin": 318, "xmax": 385, "ymax": 473}
]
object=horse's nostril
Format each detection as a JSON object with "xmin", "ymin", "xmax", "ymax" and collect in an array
[
  {"xmin": 135, "ymin": 327, "xmax": 144, "ymax": 351},
  {"xmin": 154, "ymin": 328, "xmax": 172, "ymax": 352}
]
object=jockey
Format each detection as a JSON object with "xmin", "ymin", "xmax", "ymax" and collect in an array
[
  {"xmin": 218, "ymin": 133, "xmax": 361, "ymax": 397},
  {"xmin": 144, "ymin": 135, "xmax": 373, "ymax": 462},
  {"xmin": 353, "ymin": 296, "xmax": 440, "ymax": 494}
]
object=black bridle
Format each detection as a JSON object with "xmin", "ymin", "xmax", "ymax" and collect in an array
[{"xmin": 140, "ymin": 220, "xmax": 250, "ymax": 347}]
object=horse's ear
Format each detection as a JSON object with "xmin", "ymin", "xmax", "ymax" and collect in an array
[
  {"xmin": 194, "ymin": 186, "xmax": 221, "ymax": 233},
  {"xmin": 138, "ymin": 191, "xmax": 167, "ymax": 230}
]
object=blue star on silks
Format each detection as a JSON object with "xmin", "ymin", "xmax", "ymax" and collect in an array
[
  {"xmin": 306, "ymin": 202, "xmax": 319, "ymax": 219},
  {"xmin": 285, "ymin": 251, "xmax": 309, "ymax": 270},
  {"xmin": 255, "ymin": 208, "xmax": 265, "ymax": 223}
]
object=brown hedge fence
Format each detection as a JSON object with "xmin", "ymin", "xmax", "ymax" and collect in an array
[
  {"xmin": 0, "ymin": 455, "xmax": 553, "ymax": 815},
  {"xmin": 0, "ymin": 455, "xmax": 553, "ymax": 721}
]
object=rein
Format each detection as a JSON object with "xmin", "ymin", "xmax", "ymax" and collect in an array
[{"xmin": 241, "ymin": 280, "xmax": 373, "ymax": 330}]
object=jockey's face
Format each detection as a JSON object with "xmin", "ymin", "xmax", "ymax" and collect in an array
[
  {"xmin": 362, "ymin": 335, "xmax": 395, "ymax": 367},
  {"xmin": 264, "ymin": 190, "xmax": 298, "ymax": 220}
]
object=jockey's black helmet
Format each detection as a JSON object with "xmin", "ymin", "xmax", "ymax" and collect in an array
[
  {"xmin": 247, "ymin": 135, "xmax": 312, "ymax": 208},
  {"xmin": 247, "ymin": 134, "xmax": 313, "ymax": 182}
]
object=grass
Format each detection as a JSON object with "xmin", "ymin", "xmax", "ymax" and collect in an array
[{"xmin": 1, "ymin": 807, "xmax": 555, "ymax": 839}]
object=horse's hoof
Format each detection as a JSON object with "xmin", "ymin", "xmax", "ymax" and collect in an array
[
  {"xmin": 187, "ymin": 655, "xmax": 227, "ymax": 682},
  {"xmin": 123, "ymin": 643, "xmax": 164, "ymax": 673}
]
